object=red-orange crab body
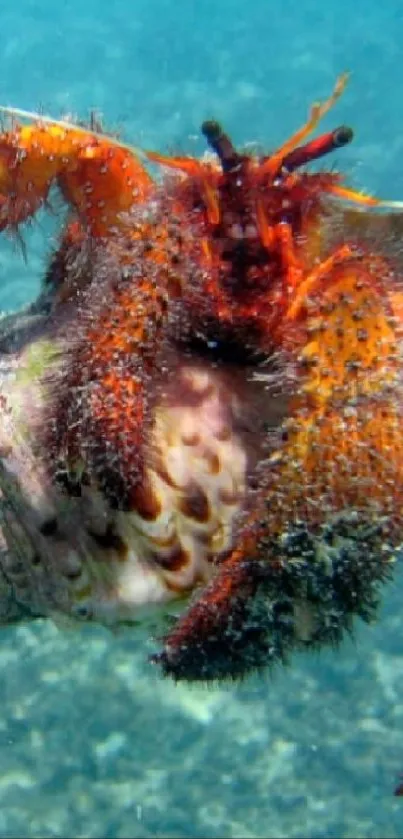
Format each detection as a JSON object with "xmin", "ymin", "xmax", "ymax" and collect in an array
[{"xmin": 0, "ymin": 76, "xmax": 402, "ymax": 681}]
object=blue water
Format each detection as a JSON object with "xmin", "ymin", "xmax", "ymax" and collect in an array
[{"xmin": 0, "ymin": 1, "xmax": 403, "ymax": 836}]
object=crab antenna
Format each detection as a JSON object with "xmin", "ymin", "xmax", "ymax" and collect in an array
[
  {"xmin": 282, "ymin": 125, "xmax": 354, "ymax": 172},
  {"xmin": 201, "ymin": 120, "xmax": 242, "ymax": 172},
  {"xmin": 260, "ymin": 73, "xmax": 350, "ymax": 180}
]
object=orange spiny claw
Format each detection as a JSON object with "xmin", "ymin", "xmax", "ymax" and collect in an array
[
  {"xmin": 0, "ymin": 116, "xmax": 153, "ymax": 237},
  {"xmin": 283, "ymin": 242, "xmax": 355, "ymax": 323},
  {"xmin": 0, "ymin": 124, "xmax": 63, "ymax": 230}
]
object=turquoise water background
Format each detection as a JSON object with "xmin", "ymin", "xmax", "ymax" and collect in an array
[{"xmin": 0, "ymin": 0, "xmax": 403, "ymax": 836}]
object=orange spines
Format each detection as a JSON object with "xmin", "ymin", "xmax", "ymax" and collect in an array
[
  {"xmin": 45, "ymin": 225, "xmax": 179, "ymax": 509},
  {"xmin": 0, "ymin": 121, "xmax": 152, "ymax": 236},
  {"xmin": 0, "ymin": 124, "xmax": 63, "ymax": 230},
  {"xmin": 271, "ymin": 252, "xmax": 403, "ymax": 525},
  {"xmin": 58, "ymin": 138, "xmax": 153, "ymax": 236}
]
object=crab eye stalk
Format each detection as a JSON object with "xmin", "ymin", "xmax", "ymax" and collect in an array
[
  {"xmin": 201, "ymin": 119, "xmax": 242, "ymax": 172},
  {"xmin": 282, "ymin": 124, "xmax": 354, "ymax": 173}
]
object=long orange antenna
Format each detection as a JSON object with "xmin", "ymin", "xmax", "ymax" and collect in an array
[
  {"xmin": 261, "ymin": 73, "xmax": 349, "ymax": 180},
  {"xmin": 327, "ymin": 183, "xmax": 403, "ymax": 209}
]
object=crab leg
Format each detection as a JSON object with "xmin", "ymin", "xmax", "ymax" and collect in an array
[{"xmin": 0, "ymin": 118, "xmax": 153, "ymax": 238}]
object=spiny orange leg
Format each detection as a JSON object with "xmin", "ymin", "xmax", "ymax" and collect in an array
[
  {"xmin": 257, "ymin": 219, "xmax": 355, "ymax": 338},
  {"xmin": 275, "ymin": 221, "xmax": 304, "ymax": 300},
  {"xmin": 152, "ymin": 554, "xmax": 274, "ymax": 681},
  {"xmin": 152, "ymin": 524, "xmax": 289, "ymax": 682},
  {"xmin": 283, "ymin": 242, "xmax": 355, "ymax": 323},
  {"xmin": 47, "ymin": 254, "xmax": 172, "ymax": 510},
  {"xmin": 147, "ymin": 146, "xmax": 222, "ymax": 225},
  {"xmin": 0, "ymin": 110, "xmax": 153, "ymax": 239}
]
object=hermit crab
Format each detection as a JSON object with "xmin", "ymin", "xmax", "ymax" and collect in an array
[{"xmin": 0, "ymin": 74, "xmax": 402, "ymax": 681}]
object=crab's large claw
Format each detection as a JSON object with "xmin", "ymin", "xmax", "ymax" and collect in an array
[{"xmin": 0, "ymin": 119, "xmax": 153, "ymax": 237}]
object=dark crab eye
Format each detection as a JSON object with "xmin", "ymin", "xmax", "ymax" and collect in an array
[{"xmin": 201, "ymin": 120, "xmax": 242, "ymax": 172}]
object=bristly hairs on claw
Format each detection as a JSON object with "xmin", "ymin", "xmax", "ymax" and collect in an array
[{"xmin": 0, "ymin": 105, "xmax": 149, "ymax": 164}]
